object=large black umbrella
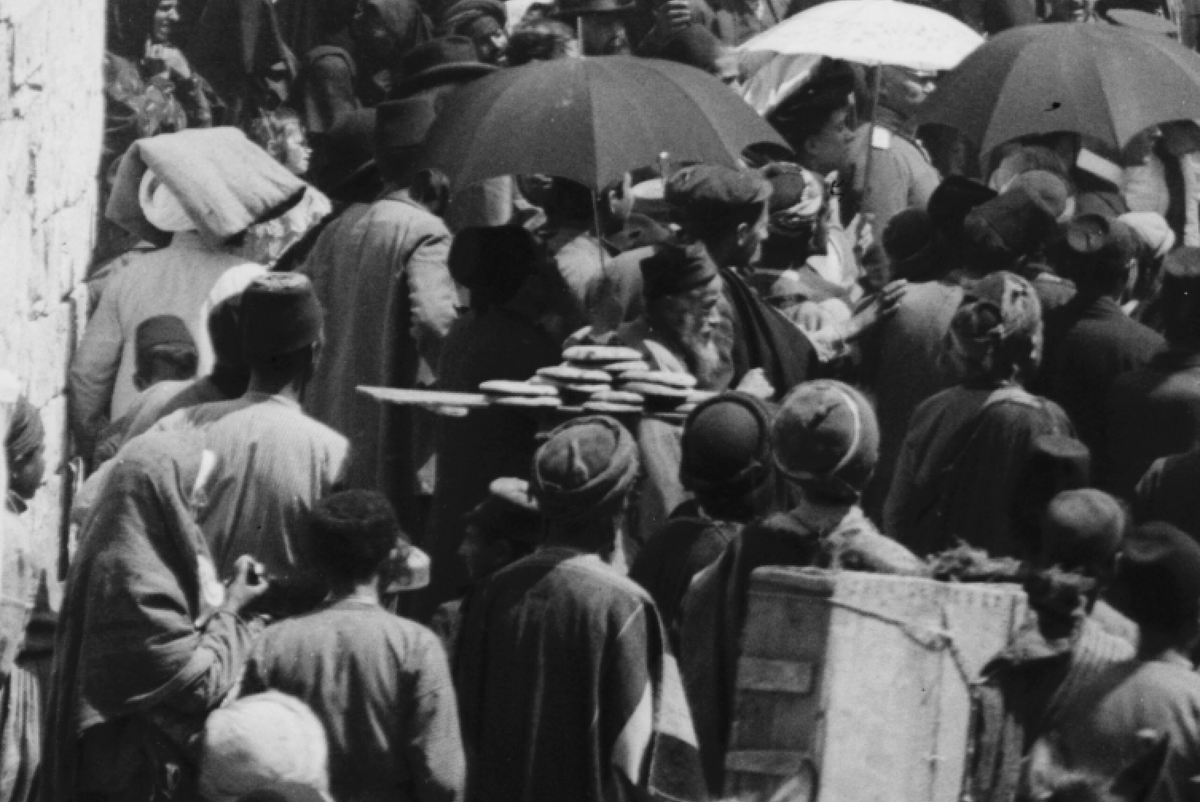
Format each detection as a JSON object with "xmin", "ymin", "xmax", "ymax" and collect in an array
[
  {"xmin": 417, "ymin": 56, "xmax": 790, "ymax": 192},
  {"xmin": 917, "ymin": 22, "xmax": 1200, "ymax": 161}
]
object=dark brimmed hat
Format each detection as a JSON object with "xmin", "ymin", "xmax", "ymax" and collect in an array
[
  {"xmin": 640, "ymin": 242, "xmax": 720, "ymax": 301},
  {"xmin": 317, "ymin": 109, "xmax": 380, "ymax": 198},
  {"xmin": 553, "ymin": 0, "xmax": 636, "ymax": 18},
  {"xmin": 240, "ymin": 273, "xmax": 324, "ymax": 359},
  {"xmin": 374, "ymin": 97, "xmax": 439, "ymax": 183},
  {"xmin": 1119, "ymin": 521, "xmax": 1200, "ymax": 629},
  {"xmin": 768, "ymin": 59, "xmax": 856, "ymax": 131},
  {"xmin": 439, "ymin": 0, "xmax": 507, "ymax": 33},
  {"xmin": 393, "ymin": 35, "xmax": 498, "ymax": 98},
  {"xmin": 882, "ymin": 208, "xmax": 941, "ymax": 280}
]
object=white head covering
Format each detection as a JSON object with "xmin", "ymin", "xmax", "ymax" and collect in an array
[
  {"xmin": 1119, "ymin": 211, "xmax": 1176, "ymax": 260},
  {"xmin": 199, "ymin": 691, "xmax": 333, "ymax": 802},
  {"xmin": 139, "ymin": 169, "xmax": 196, "ymax": 233}
]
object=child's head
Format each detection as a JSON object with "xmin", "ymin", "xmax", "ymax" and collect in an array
[
  {"xmin": 459, "ymin": 478, "xmax": 541, "ymax": 581},
  {"xmin": 306, "ymin": 490, "xmax": 407, "ymax": 584},
  {"xmin": 134, "ymin": 315, "xmax": 198, "ymax": 390},
  {"xmin": 251, "ymin": 108, "xmax": 311, "ymax": 177},
  {"xmin": 6, "ymin": 394, "xmax": 45, "ymax": 502}
]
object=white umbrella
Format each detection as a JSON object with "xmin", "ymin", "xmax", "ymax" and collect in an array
[{"xmin": 738, "ymin": 0, "xmax": 984, "ymax": 72}]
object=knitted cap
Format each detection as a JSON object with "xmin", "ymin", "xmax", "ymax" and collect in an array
[
  {"xmin": 1040, "ymin": 489, "xmax": 1126, "ymax": 572},
  {"xmin": 681, "ymin": 392, "xmax": 772, "ymax": 499},
  {"xmin": 771, "ymin": 380, "xmax": 879, "ymax": 501}
]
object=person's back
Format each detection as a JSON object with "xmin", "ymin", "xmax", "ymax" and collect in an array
[
  {"xmin": 245, "ymin": 602, "xmax": 459, "ymax": 801},
  {"xmin": 241, "ymin": 489, "xmax": 464, "ymax": 802},
  {"xmin": 861, "ymin": 278, "xmax": 963, "ymax": 520},
  {"xmin": 300, "ymin": 189, "xmax": 457, "ymax": 493},
  {"xmin": 1135, "ymin": 448, "xmax": 1200, "ymax": 538},
  {"xmin": 160, "ymin": 392, "xmax": 347, "ymax": 577}
]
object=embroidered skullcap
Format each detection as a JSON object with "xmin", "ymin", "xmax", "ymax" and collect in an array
[
  {"xmin": 772, "ymin": 379, "xmax": 879, "ymax": 502},
  {"xmin": 531, "ymin": 415, "xmax": 640, "ymax": 523}
]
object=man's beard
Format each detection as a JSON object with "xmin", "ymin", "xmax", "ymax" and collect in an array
[{"xmin": 677, "ymin": 325, "xmax": 733, "ymax": 390}]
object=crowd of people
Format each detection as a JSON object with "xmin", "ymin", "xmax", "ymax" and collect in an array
[{"xmin": 5, "ymin": 0, "xmax": 1200, "ymax": 799}]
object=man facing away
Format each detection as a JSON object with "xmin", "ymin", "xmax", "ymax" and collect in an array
[
  {"xmin": 455, "ymin": 416, "xmax": 707, "ymax": 802},
  {"xmin": 241, "ymin": 490, "xmax": 466, "ymax": 802},
  {"xmin": 151, "ymin": 273, "xmax": 348, "ymax": 585}
]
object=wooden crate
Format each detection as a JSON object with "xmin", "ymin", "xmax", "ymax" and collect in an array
[{"xmin": 725, "ymin": 567, "xmax": 1027, "ymax": 802}]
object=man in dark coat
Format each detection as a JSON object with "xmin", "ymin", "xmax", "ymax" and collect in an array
[
  {"xmin": 455, "ymin": 417, "xmax": 707, "ymax": 802},
  {"xmin": 416, "ymin": 226, "xmax": 561, "ymax": 621},
  {"xmin": 1037, "ymin": 214, "xmax": 1165, "ymax": 462},
  {"xmin": 1105, "ymin": 248, "xmax": 1200, "ymax": 499},
  {"xmin": 664, "ymin": 164, "xmax": 821, "ymax": 399},
  {"xmin": 299, "ymin": 98, "xmax": 459, "ymax": 538}
]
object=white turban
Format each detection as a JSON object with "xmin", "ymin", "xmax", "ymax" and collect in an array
[
  {"xmin": 139, "ymin": 169, "xmax": 196, "ymax": 233},
  {"xmin": 199, "ymin": 691, "xmax": 333, "ymax": 802}
]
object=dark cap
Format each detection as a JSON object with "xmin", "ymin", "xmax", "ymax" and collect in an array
[
  {"xmin": 768, "ymin": 60, "xmax": 856, "ymax": 130},
  {"xmin": 665, "ymin": 164, "xmax": 771, "ymax": 231},
  {"xmin": 394, "ymin": 36, "xmax": 498, "ymax": 98},
  {"xmin": 1119, "ymin": 521, "xmax": 1200, "ymax": 629},
  {"xmin": 640, "ymin": 242, "xmax": 720, "ymax": 301},
  {"xmin": 962, "ymin": 187, "xmax": 1058, "ymax": 265},
  {"xmin": 1063, "ymin": 213, "xmax": 1139, "ymax": 281},
  {"xmin": 655, "ymin": 24, "xmax": 725, "ymax": 75},
  {"xmin": 136, "ymin": 314, "xmax": 196, "ymax": 355},
  {"xmin": 681, "ymin": 391, "xmax": 772, "ymax": 499},
  {"xmin": 1005, "ymin": 170, "xmax": 1071, "ymax": 220},
  {"xmin": 240, "ymin": 273, "xmax": 324, "ymax": 359},
  {"xmin": 882, "ymin": 208, "xmax": 941, "ymax": 280},
  {"xmin": 927, "ymin": 175, "xmax": 998, "ymax": 241},
  {"xmin": 448, "ymin": 225, "xmax": 538, "ymax": 306},
  {"xmin": 464, "ymin": 477, "xmax": 542, "ymax": 545},
  {"xmin": 1040, "ymin": 489, "xmax": 1126, "ymax": 573}
]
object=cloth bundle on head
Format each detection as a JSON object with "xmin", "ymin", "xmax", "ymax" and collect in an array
[
  {"xmin": 771, "ymin": 379, "xmax": 879, "ymax": 502},
  {"xmin": 449, "ymin": 225, "xmax": 538, "ymax": 308},
  {"xmin": 1041, "ymin": 489, "xmax": 1125, "ymax": 573},
  {"xmin": 531, "ymin": 415, "xmax": 640, "ymax": 524},
  {"xmin": 136, "ymin": 315, "xmax": 196, "ymax": 356},
  {"xmin": 240, "ymin": 273, "xmax": 324, "ymax": 359},
  {"xmin": 5, "ymin": 395, "xmax": 43, "ymax": 468},
  {"xmin": 946, "ymin": 271, "xmax": 1042, "ymax": 377},
  {"xmin": 763, "ymin": 165, "xmax": 824, "ymax": 238},
  {"xmin": 664, "ymin": 164, "xmax": 772, "ymax": 233},
  {"xmin": 199, "ymin": 691, "xmax": 333, "ymax": 802},
  {"xmin": 927, "ymin": 175, "xmax": 997, "ymax": 243},
  {"xmin": 962, "ymin": 187, "xmax": 1058, "ymax": 270},
  {"xmin": 640, "ymin": 242, "xmax": 720, "ymax": 301},
  {"xmin": 882, "ymin": 208, "xmax": 941, "ymax": 281},
  {"xmin": 680, "ymin": 391, "xmax": 772, "ymax": 501},
  {"xmin": 438, "ymin": 0, "xmax": 506, "ymax": 34},
  {"xmin": 108, "ymin": 127, "xmax": 307, "ymax": 247},
  {"xmin": 1118, "ymin": 521, "xmax": 1200, "ymax": 629},
  {"xmin": 464, "ymin": 477, "xmax": 542, "ymax": 545},
  {"xmin": 139, "ymin": 169, "xmax": 196, "ymax": 233},
  {"xmin": 1119, "ymin": 211, "xmax": 1175, "ymax": 260},
  {"xmin": 1005, "ymin": 170, "xmax": 1072, "ymax": 221}
]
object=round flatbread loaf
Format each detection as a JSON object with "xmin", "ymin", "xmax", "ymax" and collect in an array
[
  {"xmin": 589, "ymin": 389, "xmax": 645, "ymax": 406},
  {"xmin": 617, "ymin": 370, "xmax": 697, "ymax": 389},
  {"xmin": 490, "ymin": 395, "xmax": 563, "ymax": 408},
  {"xmin": 617, "ymin": 381, "xmax": 692, "ymax": 400},
  {"xmin": 563, "ymin": 345, "xmax": 644, "ymax": 364},
  {"xmin": 479, "ymin": 380, "xmax": 560, "ymax": 397},
  {"xmin": 685, "ymin": 390, "xmax": 717, "ymax": 405},
  {"xmin": 584, "ymin": 401, "xmax": 645, "ymax": 414},
  {"xmin": 537, "ymin": 364, "xmax": 612, "ymax": 384},
  {"xmin": 539, "ymin": 377, "xmax": 612, "ymax": 395},
  {"xmin": 603, "ymin": 360, "xmax": 652, "ymax": 375}
]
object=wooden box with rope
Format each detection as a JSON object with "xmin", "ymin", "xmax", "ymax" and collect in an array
[{"xmin": 724, "ymin": 567, "xmax": 1027, "ymax": 802}]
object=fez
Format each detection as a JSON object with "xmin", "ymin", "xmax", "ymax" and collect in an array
[{"xmin": 240, "ymin": 273, "xmax": 324, "ymax": 359}]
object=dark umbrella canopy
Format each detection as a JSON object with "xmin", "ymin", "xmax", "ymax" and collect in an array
[
  {"xmin": 418, "ymin": 55, "xmax": 790, "ymax": 191},
  {"xmin": 918, "ymin": 23, "xmax": 1200, "ymax": 161}
]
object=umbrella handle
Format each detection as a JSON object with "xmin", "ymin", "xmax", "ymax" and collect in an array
[{"xmin": 860, "ymin": 65, "xmax": 882, "ymax": 218}]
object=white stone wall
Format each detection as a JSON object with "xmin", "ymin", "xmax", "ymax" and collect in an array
[{"xmin": 1, "ymin": 0, "xmax": 105, "ymax": 566}]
